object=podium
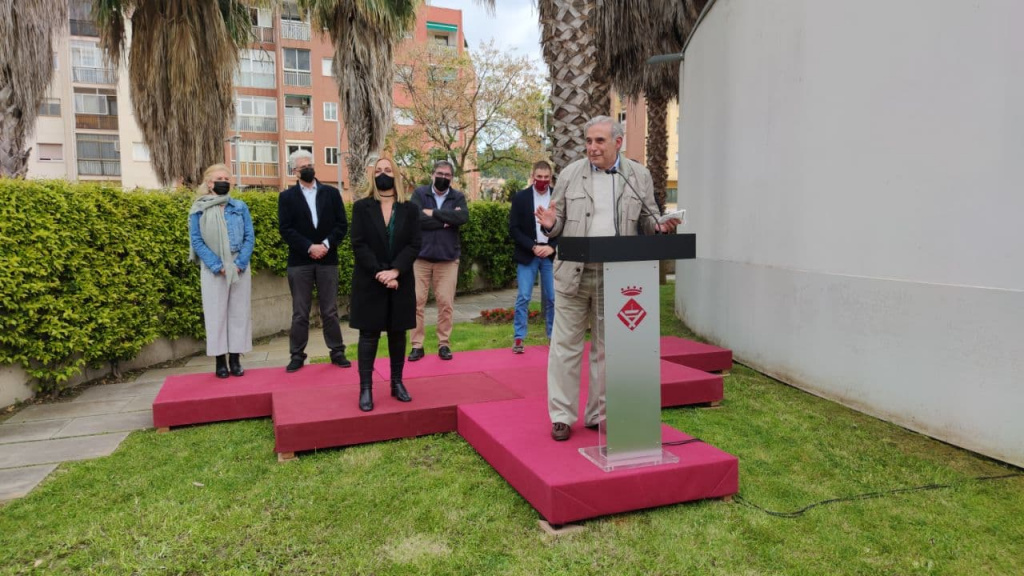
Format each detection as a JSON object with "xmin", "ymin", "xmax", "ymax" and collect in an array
[{"xmin": 557, "ymin": 234, "xmax": 696, "ymax": 471}]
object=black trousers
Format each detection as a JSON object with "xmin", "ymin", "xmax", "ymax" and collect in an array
[
  {"xmin": 287, "ymin": 264, "xmax": 345, "ymax": 361},
  {"xmin": 357, "ymin": 330, "xmax": 407, "ymax": 381}
]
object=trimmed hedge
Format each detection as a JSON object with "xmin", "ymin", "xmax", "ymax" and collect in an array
[{"xmin": 0, "ymin": 179, "xmax": 513, "ymax": 393}]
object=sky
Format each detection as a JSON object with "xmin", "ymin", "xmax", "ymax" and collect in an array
[{"xmin": 429, "ymin": 0, "xmax": 545, "ymax": 74}]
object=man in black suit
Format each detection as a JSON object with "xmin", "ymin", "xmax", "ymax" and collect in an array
[
  {"xmin": 278, "ymin": 149, "xmax": 350, "ymax": 372},
  {"xmin": 507, "ymin": 161, "xmax": 557, "ymax": 354}
]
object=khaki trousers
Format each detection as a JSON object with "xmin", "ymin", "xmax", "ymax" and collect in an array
[
  {"xmin": 200, "ymin": 264, "xmax": 253, "ymax": 357},
  {"xmin": 547, "ymin": 266, "xmax": 604, "ymax": 427},
  {"xmin": 411, "ymin": 259, "xmax": 459, "ymax": 348}
]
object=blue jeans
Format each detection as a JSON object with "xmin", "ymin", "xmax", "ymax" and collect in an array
[{"xmin": 514, "ymin": 257, "xmax": 555, "ymax": 340}]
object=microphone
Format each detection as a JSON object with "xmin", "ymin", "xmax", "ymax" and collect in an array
[{"xmin": 605, "ymin": 166, "xmax": 661, "ymax": 231}]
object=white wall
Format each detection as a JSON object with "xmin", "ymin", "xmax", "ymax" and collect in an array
[{"xmin": 676, "ymin": 0, "xmax": 1024, "ymax": 466}]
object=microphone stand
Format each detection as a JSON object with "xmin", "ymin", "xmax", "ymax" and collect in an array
[{"xmin": 606, "ymin": 167, "xmax": 662, "ymax": 232}]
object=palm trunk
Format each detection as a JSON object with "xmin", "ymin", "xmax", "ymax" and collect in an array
[
  {"xmin": 540, "ymin": 0, "xmax": 611, "ymax": 172},
  {"xmin": 0, "ymin": 91, "xmax": 31, "ymax": 178},
  {"xmin": 646, "ymin": 93, "xmax": 670, "ymax": 212}
]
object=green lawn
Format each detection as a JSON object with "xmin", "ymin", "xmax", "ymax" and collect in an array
[{"xmin": 1, "ymin": 284, "xmax": 1021, "ymax": 575}]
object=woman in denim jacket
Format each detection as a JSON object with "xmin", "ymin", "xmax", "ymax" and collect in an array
[{"xmin": 189, "ymin": 164, "xmax": 255, "ymax": 378}]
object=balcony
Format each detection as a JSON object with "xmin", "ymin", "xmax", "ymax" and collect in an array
[
  {"xmin": 429, "ymin": 44, "xmax": 458, "ymax": 57},
  {"xmin": 78, "ymin": 160, "xmax": 121, "ymax": 177},
  {"xmin": 280, "ymin": 20, "xmax": 311, "ymax": 41},
  {"xmin": 75, "ymin": 114, "xmax": 119, "ymax": 130},
  {"xmin": 236, "ymin": 72, "xmax": 275, "ymax": 89},
  {"xmin": 234, "ymin": 115, "xmax": 277, "ymax": 133},
  {"xmin": 251, "ymin": 25, "xmax": 275, "ymax": 43},
  {"xmin": 284, "ymin": 116, "xmax": 313, "ymax": 132},
  {"xmin": 283, "ymin": 70, "xmax": 311, "ymax": 87},
  {"xmin": 70, "ymin": 19, "xmax": 99, "ymax": 37},
  {"xmin": 234, "ymin": 161, "xmax": 279, "ymax": 178},
  {"xmin": 73, "ymin": 66, "xmax": 116, "ymax": 85}
]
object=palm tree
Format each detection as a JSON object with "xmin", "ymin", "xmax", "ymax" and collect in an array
[
  {"xmin": 0, "ymin": 0, "xmax": 68, "ymax": 178},
  {"xmin": 300, "ymin": 0, "xmax": 418, "ymax": 187},
  {"xmin": 595, "ymin": 0, "xmax": 707, "ymax": 209},
  {"xmin": 538, "ymin": 0, "xmax": 610, "ymax": 172},
  {"xmin": 93, "ymin": 0, "xmax": 253, "ymax": 187}
]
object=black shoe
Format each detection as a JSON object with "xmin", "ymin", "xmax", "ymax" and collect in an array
[
  {"xmin": 438, "ymin": 346, "xmax": 453, "ymax": 361},
  {"xmin": 584, "ymin": 422, "xmax": 600, "ymax": 431},
  {"xmin": 215, "ymin": 355, "xmax": 229, "ymax": 379},
  {"xmin": 551, "ymin": 422, "xmax": 571, "ymax": 441},
  {"xmin": 332, "ymin": 355, "xmax": 352, "ymax": 368},
  {"xmin": 285, "ymin": 358, "xmax": 304, "ymax": 373},
  {"xmin": 359, "ymin": 386, "xmax": 374, "ymax": 412},
  {"xmin": 408, "ymin": 348, "xmax": 424, "ymax": 362},
  {"xmin": 228, "ymin": 353, "xmax": 244, "ymax": 377},
  {"xmin": 390, "ymin": 380, "xmax": 412, "ymax": 402}
]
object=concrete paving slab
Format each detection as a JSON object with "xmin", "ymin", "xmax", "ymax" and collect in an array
[
  {"xmin": 121, "ymin": 394, "xmax": 158, "ymax": 413},
  {"xmin": 73, "ymin": 381, "xmax": 163, "ymax": 403},
  {"xmin": 8, "ymin": 399, "xmax": 132, "ymax": 424},
  {"xmin": 0, "ymin": 464, "xmax": 58, "ymax": 501},
  {"xmin": 132, "ymin": 364, "xmax": 212, "ymax": 384},
  {"xmin": 0, "ymin": 420, "xmax": 69, "ymax": 444},
  {"xmin": 0, "ymin": 432, "xmax": 129, "ymax": 468},
  {"xmin": 53, "ymin": 411, "xmax": 152, "ymax": 438}
]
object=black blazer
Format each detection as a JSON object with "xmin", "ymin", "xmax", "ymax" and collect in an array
[
  {"xmin": 348, "ymin": 198, "xmax": 422, "ymax": 331},
  {"xmin": 278, "ymin": 180, "xmax": 348, "ymax": 267},
  {"xmin": 508, "ymin": 186, "xmax": 558, "ymax": 265}
]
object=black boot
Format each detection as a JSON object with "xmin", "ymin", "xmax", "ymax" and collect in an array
[
  {"xmin": 228, "ymin": 353, "xmax": 244, "ymax": 377},
  {"xmin": 215, "ymin": 355, "xmax": 229, "ymax": 379},
  {"xmin": 359, "ymin": 371, "xmax": 374, "ymax": 412},
  {"xmin": 390, "ymin": 360, "xmax": 411, "ymax": 402}
]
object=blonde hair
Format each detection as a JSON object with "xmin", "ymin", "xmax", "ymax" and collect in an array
[
  {"xmin": 198, "ymin": 163, "xmax": 231, "ymax": 195},
  {"xmin": 363, "ymin": 156, "xmax": 407, "ymax": 202}
]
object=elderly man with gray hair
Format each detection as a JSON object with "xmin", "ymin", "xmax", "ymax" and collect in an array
[
  {"xmin": 535, "ymin": 115, "xmax": 681, "ymax": 441},
  {"xmin": 277, "ymin": 149, "xmax": 350, "ymax": 372}
]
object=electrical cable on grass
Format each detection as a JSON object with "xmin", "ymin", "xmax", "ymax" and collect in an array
[{"xmin": 732, "ymin": 473, "xmax": 1023, "ymax": 518}]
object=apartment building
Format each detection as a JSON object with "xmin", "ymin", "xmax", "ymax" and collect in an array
[{"xmin": 27, "ymin": 1, "xmax": 468, "ymax": 201}]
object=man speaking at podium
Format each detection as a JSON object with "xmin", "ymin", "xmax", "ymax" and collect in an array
[{"xmin": 535, "ymin": 115, "xmax": 680, "ymax": 441}]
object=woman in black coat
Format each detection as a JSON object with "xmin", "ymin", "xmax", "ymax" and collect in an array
[{"xmin": 349, "ymin": 156, "xmax": 422, "ymax": 411}]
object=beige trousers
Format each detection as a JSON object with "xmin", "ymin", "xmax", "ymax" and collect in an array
[
  {"xmin": 411, "ymin": 259, "xmax": 460, "ymax": 348},
  {"xmin": 200, "ymin": 264, "xmax": 253, "ymax": 357},
  {"xmin": 547, "ymin": 266, "xmax": 604, "ymax": 427}
]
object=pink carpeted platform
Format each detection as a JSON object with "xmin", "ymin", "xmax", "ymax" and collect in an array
[
  {"xmin": 660, "ymin": 336, "xmax": 733, "ymax": 373},
  {"xmin": 272, "ymin": 372, "xmax": 521, "ymax": 454},
  {"xmin": 482, "ymin": 359, "xmax": 723, "ymax": 406},
  {"xmin": 374, "ymin": 345, "xmax": 551, "ymax": 380},
  {"xmin": 152, "ymin": 364, "xmax": 358, "ymax": 428},
  {"xmin": 458, "ymin": 396, "xmax": 739, "ymax": 525}
]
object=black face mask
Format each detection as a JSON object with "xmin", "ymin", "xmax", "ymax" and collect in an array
[
  {"xmin": 212, "ymin": 181, "xmax": 230, "ymax": 196},
  {"xmin": 374, "ymin": 174, "xmax": 395, "ymax": 192},
  {"xmin": 298, "ymin": 166, "xmax": 316, "ymax": 183},
  {"xmin": 433, "ymin": 176, "xmax": 451, "ymax": 192}
]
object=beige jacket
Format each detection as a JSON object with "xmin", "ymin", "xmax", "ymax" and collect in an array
[{"xmin": 546, "ymin": 156, "xmax": 661, "ymax": 296}]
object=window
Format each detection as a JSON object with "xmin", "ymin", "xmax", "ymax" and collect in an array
[
  {"xmin": 69, "ymin": 0, "xmax": 99, "ymax": 36},
  {"xmin": 322, "ymin": 58, "xmax": 334, "ymax": 77},
  {"xmin": 38, "ymin": 98, "xmax": 61, "ymax": 116},
  {"xmin": 236, "ymin": 49, "xmax": 276, "ymax": 88},
  {"xmin": 234, "ymin": 95, "xmax": 277, "ymax": 132},
  {"xmin": 283, "ymin": 48, "xmax": 311, "ymax": 87},
  {"xmin": 235, "ymin": 140, "xmax": 280, "ymax": 178},
  {"xmin": 286, "ymin": 143, "xmax": 314, "ymax": 158},
  {"xmin": 132, "ymin": 142, "xmax": 150, "ymax": 162},
  {"xmin": 284, "ymin": 95, "xmax": 312, "ymax": 132},
  {"xmin": 38, "ymin": 144, "xmax": 63, "ymax": 161},
  {"xmin": 76, "ymin": 133, "xmax": 120, "ymax": 176},
  {"xmin": 393, "ymin": 108, "xmax": 414, "ymax": 126},
  {"xmin": 74, "ymin": 92, "xmax": 110, "ymax": 115},
  {"xmin": 323, "ymin": 102, "xmax": 338, "ymax": 122},
  {"xmin": 73, "ymin": 88, "xmax": 118, "ymax": 129},
  {"xmin": 281, "ymin": 2, "xmax": 311, "ymax": 41},
  {"xmin": 325, "ymin": 147, "xmax": 339, "ymax": 166},
  {"xmin": 70, "ymin": 40, "xmax": 115, "ymax": 84},
  {"xmin": 250, "ymin": 8, "xmax": 274, "ymax": 42}
]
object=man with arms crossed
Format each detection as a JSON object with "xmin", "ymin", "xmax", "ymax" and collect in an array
[
  {"xmin": 408, "ymin": 160, "xmax": 469, "ymax": 362},
  {"xmin": 535, "ymin": 116, "xmax": 680, "ymax": 441}
]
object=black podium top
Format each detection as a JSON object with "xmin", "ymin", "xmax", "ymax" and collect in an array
[{"xmin": 557, "ymin": 234, "xmax": 696, "ymax": 263}]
